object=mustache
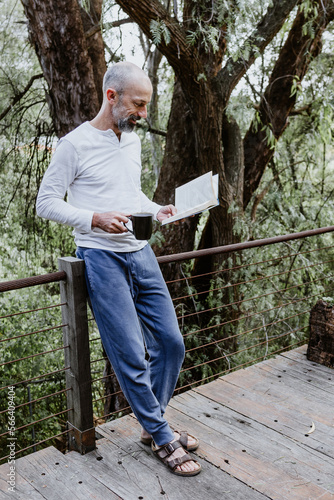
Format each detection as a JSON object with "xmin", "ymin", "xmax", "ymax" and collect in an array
[{"xmin": 128, "ymin": 114, "xmax": 141, "ymax": 121}]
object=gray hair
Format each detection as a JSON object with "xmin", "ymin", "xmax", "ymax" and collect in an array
[{"xmin": 102, "ymin": 62, "xmax": 145, "ymax": 96}]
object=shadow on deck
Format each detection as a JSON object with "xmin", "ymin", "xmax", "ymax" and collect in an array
[{"xmin": 1, "ymin": 346, "xmax": 334, "ymax": 500}]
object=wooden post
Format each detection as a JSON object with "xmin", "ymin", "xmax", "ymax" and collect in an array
[
  {"xmin": 307, "ymin": 299, "xmax": 334, "ymax": 368},
  {"xmin": 58, "ymin": 257, "xmax": 95, "ymax": 454}
]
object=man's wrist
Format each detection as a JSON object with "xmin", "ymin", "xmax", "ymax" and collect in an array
[
  {"xmin": 91, "ymin": 212, "xmax": 100, "ymax": 229},
  {"xmin": 155, "ymin": 206, "xmax": 163, "ymax": 221}
]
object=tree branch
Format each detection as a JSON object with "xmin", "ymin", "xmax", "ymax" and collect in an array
[
  {"xmin": 0, "ymin": 73, "xmax": 44, "ymax": 122},
  {"xmin": 115, "ymin": 0, "xmax": 201, "ymax": 80},
  {"xmin": 289, "ymin": 105, "xmax": 312, "ymax": 116},
  {"xmin": 250, "ymin": 165, "xmax": 288, "ymax": 221},
  {"xmin": 85, "ymin": 18, "xmax": 133, "ymax": 38},
  {"xmin": 136, "ymin": 121, "xmax": 167, "ymax": 137},
  {"xmin": 216, "ymin": 0, "xmax": 298, "ymax": 101},
  {"xmin": 252, "ymin": 103, "xmax": 312, "ymax": 116},
  {"xmin": 243, "ymin": 0, "xmax": 334, "ymax": 209}
]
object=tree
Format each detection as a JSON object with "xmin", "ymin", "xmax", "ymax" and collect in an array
[
  {"xmin": 1, "ymin": 0, "xmax": 333, "ymax": 436},
  {"xmin": 21, "ymin": 0, "xmax": 105, "ymax": 137},
  {"xmin": 18, "ymin": 1, "xmax": 334, "ymax": 280},
  {"xmin": 114, "ymin": 0, "xmax": 334, "ymax": 280}
]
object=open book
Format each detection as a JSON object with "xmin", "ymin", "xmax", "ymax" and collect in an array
[{"xmin": 161, "ymin": 171, "xmax": 219, "ymax": 225}]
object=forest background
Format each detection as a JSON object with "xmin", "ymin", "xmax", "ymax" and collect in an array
[{"xmin": 0, "ymin": 0, "xmax": 334, "ymax": 458}]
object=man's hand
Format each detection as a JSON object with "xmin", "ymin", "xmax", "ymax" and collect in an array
[
  {"xmin": 92, "ymin": 211, "xmax": 129, "ymax": 233},
  {"xmin": 156, "ymin": 205, "xmax": 177, "ymax": 223}
]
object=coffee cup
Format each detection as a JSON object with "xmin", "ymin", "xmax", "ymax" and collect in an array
[{"xmin": 124, "ymin": 213, "xmax": 153, "ymax": 240}]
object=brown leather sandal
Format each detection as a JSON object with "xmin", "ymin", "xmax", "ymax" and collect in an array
[
  {"xmin": 177, "ymin": 431, "xmax": 199, "ymax": 452},
  {"xmin": 141, "ymin": 430, "xmax": 199, "ymax": 451},
  {"xmin": 151, "ymin": 440, "xmax": 202, "ymax": 476}
]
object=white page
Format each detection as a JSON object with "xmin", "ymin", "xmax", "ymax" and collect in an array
[
  {"xmin": 212, "ymin": 174, "xmax": 218, "ymax": 200},
  {"xmin": 175, "ymin": 171, "xmax": 215, "ymax": 212},
  {"xmin": 161, "ymin": 171, "xmax": 219, "ymax": 225}
]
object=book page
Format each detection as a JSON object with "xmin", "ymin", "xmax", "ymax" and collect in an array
[
  {"xmin": 175, "ymin": 171, "xmax": 215, "ymax": 212},
  {"xmin": 212, "ymin": 173, "xmax": 218, "ymax": 199},
  {"xmin": 161, "ymin": 171, "xmax": 219, "ymax": 225}
]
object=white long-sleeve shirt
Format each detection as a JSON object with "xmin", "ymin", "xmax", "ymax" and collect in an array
[{"xmin": 36, "ymin": 121, "xmax": 162, "ymax": 252}]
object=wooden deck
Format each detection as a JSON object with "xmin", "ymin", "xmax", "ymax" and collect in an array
[{"xmin": 1, "ymin": 345, "xmax": 334, "ymax": 500}]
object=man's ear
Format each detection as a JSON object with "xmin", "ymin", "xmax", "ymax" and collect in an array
[{"xmin": 106, "ymin": 88, "xmax": 117, "ymax": 103}]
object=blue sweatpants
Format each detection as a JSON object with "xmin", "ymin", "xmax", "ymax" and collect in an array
[{"xmin": 76, "ymin": 244, "xmax": 185, "ymax": 446}]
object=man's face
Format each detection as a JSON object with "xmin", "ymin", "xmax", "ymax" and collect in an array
[{"xmin": 111, "ymin": 80, "xmax": 152, "ymax": 134}]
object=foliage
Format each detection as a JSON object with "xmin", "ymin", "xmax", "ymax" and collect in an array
[
  {"xmin": 150, "ymin": 19, "xmax": 171, "ymax": 46},
  {"xmin": 0, "ymin": 0, "xmax": 334, "ymax": 463},
  {"xmin": 175, "ymin": 73, "xmax": 334, "ymax": 386},
  {"xmin": 0, "ymin": 282, "xmax": 107, "ymax": 461},
  {"xmin": 175, "ymin": 228, "xmax": 334, "ymax": 389},
  {"xmin": 0, "ymin": 283, "xmax": 66, "ymax": 460},
  {"xmin": 0, "ymin": 0, "xmax": 76, "ymax": 277}
]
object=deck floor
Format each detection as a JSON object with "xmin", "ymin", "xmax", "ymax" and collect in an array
[{"xmin": 1, "ymin": 346, "xmax": 334, "ymax": 500}]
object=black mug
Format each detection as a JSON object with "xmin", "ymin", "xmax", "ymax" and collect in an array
[{"xmin": 125, "ymin": 213, "xmax": 153, "ymax": 240}]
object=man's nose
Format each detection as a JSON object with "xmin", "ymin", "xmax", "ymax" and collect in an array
[{"xmin": 137, "ymin": 106, "xmax": 147, "ymax": 119}]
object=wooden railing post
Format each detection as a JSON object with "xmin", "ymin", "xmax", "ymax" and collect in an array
[{"xmin": 58, "ymin": 257, "xmax": 95, "ymax": 454}]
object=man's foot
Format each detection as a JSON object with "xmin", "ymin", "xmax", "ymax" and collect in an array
[
  {"xmin": 174, "ymin": 431, "xmax": 199, "ymax": 452},
  {"xmin": 152, "ymin": 438, "xmax": 201, "ymax": 476},
  {"xmin": 140, "ymin": 429, "xmax": 199, "ymax": 451},
  {"xmin": 140, "ymin": 428, "xmax": 152, "ymax": 444}
]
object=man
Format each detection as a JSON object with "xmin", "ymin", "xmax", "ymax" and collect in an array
[{"xmin": 36, "ymin": 62, "xmax": 201, "ymax": 476}]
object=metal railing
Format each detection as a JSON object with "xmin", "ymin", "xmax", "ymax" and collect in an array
[
  {"xmin": 1, "ymin": 225, "xmax": 333, "ymax": 463},
  {"xmin": 0, "ymin": 273, "xmax": 71, "ymax": 464},
  {"xmin": 88, "ymin": 226, "xmax": 334, "ymax": 422}
]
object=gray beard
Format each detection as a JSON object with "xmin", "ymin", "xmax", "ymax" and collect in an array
[{"xmin": 118, "ymin": 115, "xmax": 138, "ymax": 133}]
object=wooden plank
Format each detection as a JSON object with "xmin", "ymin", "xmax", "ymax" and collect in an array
[
  {"xmin": 0, "ymin": 461, "xmax": 46, "ymax": 500},
  {"xmin": 281, "ymin": 345, "xmax": 308, "ymax": 357},
  {"xmin": 255, "ymin": 364, "xmax": 334, "ymax": 408},
  {"xmin": 12, "ymin": 446, "xmax": 120, "ymax": 500},
  {"xmin": 281, "ymin": 349, "xmax": 334, "ymax": 382},
  {"xmin": 255, "ymin": 360, "xmax": 334, "ymax": 423},
  {"xmin": 65, "ymin": 436, "xmax": 169, "ymax": 500},
  {"xmin": 256, "ymin": 355, "xmax": 334, "ymax": 393},
  {"xmin": 225, "ymin": 363, "xmax": 333, "ymax": 418},
  {"xmin": 171, "ymin": 388, "xmax": 333, "ymax": 471},
  {"xmin": 166, "ymin": 390, "xmax": 334, "ymax": 500},
  {"xmin": 282, "ymin": 343, "xmax": 334, "ymax": 372},
  {"xmin": 280, "ymin": 345, "xmax": 333, "ymax": 373},
  {"xmin": 281, "ymin": 348, "xmax": 333, "ymax": 369},
  {"xmin": 195, "ymin": 370, "xmax": 334, "ymax": 459},
  {"xmin": 94, "ymin": 415, "xmax": 268, "ymax": 500},
  {"xmin": 2, "ymin": 346, "xmax": 332, "ymax": 500},
  {"xmin": 220, "ymin": 361, "xmax": 334, "ymax": 428}
]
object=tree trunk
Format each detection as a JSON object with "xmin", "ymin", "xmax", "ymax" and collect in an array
[
  {"xmin": 21, "ymin": 0, "xmax": 103, "ymax": 137},
  {"xmin": 191, "ymin": 112, "xmax": 244, "ymax": 354},
  {"xmin": 117, "ymin": 0, "xmax": 333, "ymax": 271},
  {"xmin": 153, "ymin": 76, "xmax": 244, "ymax": 277},
  {"xmin": 243, "ymin": 1, "xmax": 334, "ymax": 208},
  {"xmin": 146, "ymin": 47, "xmax": 164, "ymax": 183},
  {"xmin": 152, "ymin": 79, "xmax": 200, "ymax": 283},
  {"xmin": 307, "ymin": 300, "xmax": 334, "ymax": 368},
  {"xmin": 79, "ymin": 0, "xmax": 107, "ymax": 106},
  {"xmin": 22, "ymin": 0, "xmax": 127, "ymax": 417}
]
